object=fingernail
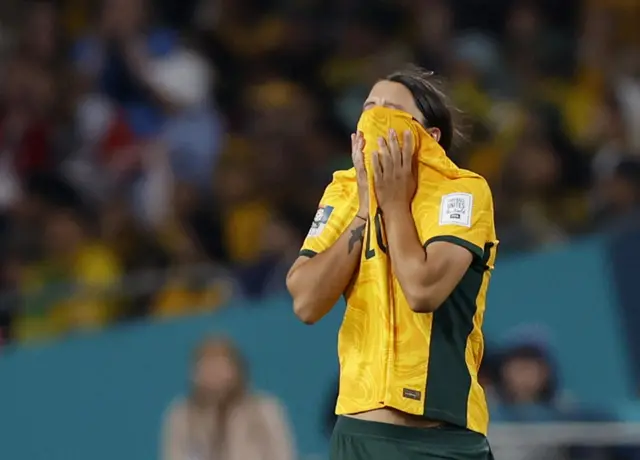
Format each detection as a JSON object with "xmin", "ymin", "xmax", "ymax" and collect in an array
[
  {"xmin": 390, "ymin": 129, "xmax": 396, "ymax": 138},
  {"xmin": 404, "ymin": 130, "xmax": 411, "ymax": 137}
]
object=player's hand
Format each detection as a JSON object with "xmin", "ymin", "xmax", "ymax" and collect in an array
[
  {"xmin": 351, "ymin": 131, "xmax": 369, "ymax": 217},
  {"xmin": 372, "ymin": 129, "xmax": 416, "ymax": 212}
]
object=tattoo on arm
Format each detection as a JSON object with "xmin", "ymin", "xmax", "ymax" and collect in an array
[{"xmin": 348, "ymin": 223, "xmax": 366, "ymax": 253}]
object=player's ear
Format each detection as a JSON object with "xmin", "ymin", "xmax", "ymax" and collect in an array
[{"xmin": 426, "ymin": 127, "xmax": 441, "ymax": 143}]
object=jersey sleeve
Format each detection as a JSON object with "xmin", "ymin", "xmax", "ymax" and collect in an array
[
  {"xmin": 299, "ymin": 173, "xmax": 356, "ymax": 258},
  {"xmin": 414, "ymin": 177, "xmax": 494, "ymax": 260}
]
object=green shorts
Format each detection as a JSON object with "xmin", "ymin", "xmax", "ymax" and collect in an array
[{"xmin": 330, "ymin": 416, "xmax": 494, "ymax": 460}]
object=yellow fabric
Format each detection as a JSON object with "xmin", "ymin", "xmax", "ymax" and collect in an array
[
  {"xmin": 356, "ymin": 106, "xmax": 482, "ymax": 187},
  {"xmin": 300, "ymin": 107, "xmax": 497, "ymax": 434},
  {"xmin": 16, "ymin": 244, "xmax": 120, "ymax": 343},
  {"xmin": 224, "ymin": 201, "xmax": 271, "ymax": 264},
  {"xmin": 562, "ymin": 68, "xmax": 605, "ymax": 145},
  {"xmin": 153, "ymin": 281, "xmax": 227, "ymax": 319}
]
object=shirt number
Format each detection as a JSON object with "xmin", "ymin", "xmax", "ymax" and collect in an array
[{"xmin": 364, "ymin": 207, "xmax": 387, "ymax": 259}]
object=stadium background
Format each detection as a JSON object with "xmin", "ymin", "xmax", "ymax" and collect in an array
[{"xmin": 0, "ymin": 0, "xmax": 639, "ymax": 458}]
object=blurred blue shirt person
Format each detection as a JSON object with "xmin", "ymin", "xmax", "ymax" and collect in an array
[{"xmin": 72, "ymin": 0, "xmax": 179, "ymax": 138}]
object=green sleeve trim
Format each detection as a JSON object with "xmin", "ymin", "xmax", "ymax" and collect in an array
[
  {"xmin": 424, "ymin": 235, "xmax": 484, "ymax": 260},
  {"xmin": 299, "ymin": 249, "xmax": 318, "ymax": 258}
]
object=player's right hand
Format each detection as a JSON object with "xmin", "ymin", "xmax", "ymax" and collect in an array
[{"xmin": 351, "ymin": 131, "xmax": 369, "ymax": 218}]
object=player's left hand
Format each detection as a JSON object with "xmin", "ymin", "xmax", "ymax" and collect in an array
[{"xmin": 372, "ymin": 129, "xmax": 417, "ymax": 212}]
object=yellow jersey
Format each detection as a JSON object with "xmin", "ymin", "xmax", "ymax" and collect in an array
[{"xmin": 300, "ymin": 168, "xmax": 497, "ymax": 436}]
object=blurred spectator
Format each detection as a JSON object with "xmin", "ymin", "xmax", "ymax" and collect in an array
[
  {"xmin": 493, "ymin": 340, "xmax": 565, "ymax": 421},
  {"xmin": 213, "ymin": 160, "xmax": 273, "ymax": 266},
  {"xmin": 62, "ymin": 93, "xmax": 139, "ymax": 202},
  {"xmin": 235, "ymin": 209, "xmax": 304, "ymax": 298},
  {"xmin": 97, "ymin": 196, "xmax": 167, "ymax": 318},
  {"xmin": 19, "ymin": 0, "xmax": 61, "ymax": 66},
  {"xmin": 72, "ymin": 0, "xmax": 178, "ymax": 138},
  {"xmin": 150, "ymin": 42, "xmax": 222, "ymax": 189},
  {"xmin": 479, "ymin": 346, "xmax": 500, "ymax": 407},
  {"xmin": 407, "ymin": 0, "xmax": 453, "ymax": 74},
  {"xmin": 152, "ymin": 231, "xmax": 233, "ymax": 319},
  {"xmin": 592, "ymin": 157, "xmax": 640, "ymax": 231},
  {"xmin": 492, "ymin": 336, "xmax": 570, "ymax": 460},
  {"xmin": 496, "ymin": 128, "xmax": 568, "ymax": 253},
  {"xmin": 98, "ymin": 196, "xmax": 166, "ymax": 273},
  {"xmin": 0, "ymin": 57, "xmax": 56, "ymax": 211},
  {"xmin": 161, "ymin": 337, "xmax": 294, "ymax": 460},
  {"xmin": 15, "ymin": 207, "xmax": 120, "ymax": 342}
]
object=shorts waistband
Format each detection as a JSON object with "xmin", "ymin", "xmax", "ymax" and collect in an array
[{"xmin": 334, "ymin": 416, "xmax": 479, "ymax": 443}]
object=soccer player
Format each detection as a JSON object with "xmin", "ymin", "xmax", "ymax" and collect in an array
[{"xmin": 286, "ymin": 67, "xmax": 497, "ymax": 460}]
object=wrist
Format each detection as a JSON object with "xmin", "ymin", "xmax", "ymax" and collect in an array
[
  {"xmin": 356, "ymin": 207, "xmax": 369, "ymax": 219},
  {"xmin": 380, "ymin": 201, "xmax": 410, "ymax": 218}
]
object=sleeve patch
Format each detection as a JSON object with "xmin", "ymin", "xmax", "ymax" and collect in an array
[
  {"xmin": 307, "ymin": 205, "xmax": 334, "ymax": 237},
  {"xmin": 439, "ymin": 193, "xmax": 473, "ymax": 227}
]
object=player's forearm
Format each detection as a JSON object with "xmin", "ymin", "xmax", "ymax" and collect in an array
[
  {"xmin": 286, "ymin": 217, "xmax": 366, "ymax": 324},
  {"xmin": 383, "ymin": 206, "xmax": 435, "ymax": 312}
]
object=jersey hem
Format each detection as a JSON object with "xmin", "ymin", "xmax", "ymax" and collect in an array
[{"xmin": 424, "ymin": 235, "xmax": 484, "ymax": 260}]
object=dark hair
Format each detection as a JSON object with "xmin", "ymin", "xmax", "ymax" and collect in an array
[
  {"xmin": 386, "ymin": 67, "xmax": 462, "ymax": 152},
  {"xmin": 497, "ymin": 344, "xmax": 558, "ymax": 405}
]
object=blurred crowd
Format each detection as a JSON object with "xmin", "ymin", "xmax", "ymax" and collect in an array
[{"xmin": 0, "ymin": 0, "xmax": 638, "ymax": 344}]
